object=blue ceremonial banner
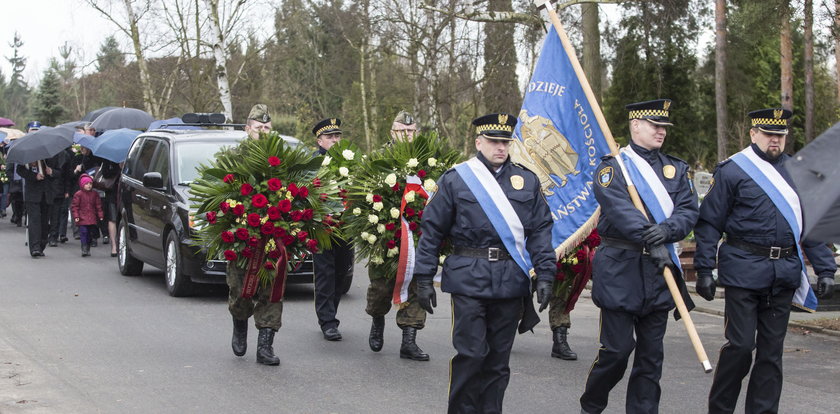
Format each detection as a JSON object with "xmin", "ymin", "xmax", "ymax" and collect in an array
[{"xmin": 511, "ymin": 26, "xmax": 612, "ymax": 255}]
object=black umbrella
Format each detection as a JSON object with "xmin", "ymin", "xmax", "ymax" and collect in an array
[
  {"xmin": 787, "ymin": 121, "xmax": 840, "ymax": 243},
  {"xmin": 90, "ymin": 107, "xmax": 154, "ymax": 131},
  {"xmin": 5, "ymin": 126, "xmax": 75, "ymax": 165},
  {"xmin": 81, "ymin": 106, "xmax": 120, "ymax": 122}
]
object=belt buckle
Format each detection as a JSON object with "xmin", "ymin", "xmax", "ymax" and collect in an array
[
  {"xmin": 488, "ymin": 247, "xmax": 500, "ymax": 262},
  {"xmin": 769, "ymin": 246, "xmax": 781, "ymax": 260}
]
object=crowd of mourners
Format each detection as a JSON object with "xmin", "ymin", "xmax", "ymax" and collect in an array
[{"xmin": 0, "ymin": 121, "xmax": 121, "ymax": 257}]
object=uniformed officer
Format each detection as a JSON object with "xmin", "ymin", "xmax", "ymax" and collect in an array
[
  {"xmin": 312, "ymin": 118, "xmax": 355, "ymax": 341},
  {"xmin": 694, "ymin": 108, "xmax": 837, "ymax": 414},
  {"xmin": 366, "ymin": 111, "xmax": 428, "ymax": 361},
  {"xmin": 244, "ymin": 104, "xmax": 272, "ymax": 139},
  {"xmin": 579, "ymin": 99, "xmax": 699, "ymax": 414},
  {"xmin": 413, "ymin": 113, "xmax": 556, "ymax": 413},
  {"xmin": 227, "ymin": 104, "xmax": 283, "ymax": 366}
]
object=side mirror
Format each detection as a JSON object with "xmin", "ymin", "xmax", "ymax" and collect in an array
[{"xmin": 142, "ymin": 172, "xmax": 165, "ymax": 190}]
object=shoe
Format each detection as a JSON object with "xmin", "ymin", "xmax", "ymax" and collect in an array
[
  {"xmin": 322, "ymin": 327, "xmax": 342, "ymax": 341},
  {"xmin": 256, "ymin": 328, "xmax": 280, "ymax": 365},
  {"xmin": 48, "ymin": 241, "xmax": 58, "ymax": 247},
  {"xmin": 31, "ymin": 251, "xmax": 44, "ymax": 258},
  {"xmin": 103, "ymin": 236, "xmax": 110, "ymax": 244},
  {"xmin": 551, "ymin": 327, "xmax": 578, "ymax": 360},
  {"xmin": 81, "ymin": 244, "xmax": 90, "ymax": 257},
  {"xmin": 91, "ymin": 239, "xmax": 98, "ymax": 247},
  {"xmin": 74, "ymin": 235, "xmax": 80, "ymax": 240},
  {"xmin": 369, "ymin": 316, "xmax": 385, "ymax": 352},
  {"xmin": 111, "ymin": 252, "xmax": 118, "ymax": 257},
  {"xmin": 60, "ymin": 236, "xmax": 69, "ymax": 243},
  {"xmin": 232, "ymin": 318, "xmax": 248, "ymax": 356},
  {"xmin": 399, "ymin": 327, "xmax": 429, "ymax": 361}
]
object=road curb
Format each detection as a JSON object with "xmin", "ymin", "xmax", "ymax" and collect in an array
[{"xmin": 692, "ymin": 306, "xmax": 840, "ymax": 338}]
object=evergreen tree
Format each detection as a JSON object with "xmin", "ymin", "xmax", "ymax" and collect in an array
[
  {"xmin": 34, "ymin": 62, "xmax": 65, "ymax": 125},
  {"xmin": 96, "ymin": 36, "xmax": 125, "ymax": 72},
  {"xmin": 4, "ymin": 32, "xmax": 31, "ymax": 125}
]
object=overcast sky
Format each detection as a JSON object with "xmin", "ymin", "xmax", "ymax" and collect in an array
[{"xmin": 1, "ymin": 0, "xmax": 116, "ymax": 83}]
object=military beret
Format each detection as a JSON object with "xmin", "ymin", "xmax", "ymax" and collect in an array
[{"xmin": 247, "ymin": 104, "xmax": 271, "ymax": 123}]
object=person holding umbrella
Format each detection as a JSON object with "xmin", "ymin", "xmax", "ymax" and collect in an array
[
  {"xmin": 694, "ymin": 108, "xmax": 837, "ymax": 414},
  {"xmin": 16, "ymin": 157, "xmax": 59, "ymax": 257}
]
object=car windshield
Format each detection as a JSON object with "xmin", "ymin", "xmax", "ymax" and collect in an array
[{"xmin": 174, "ymin": 140, "xmax": 239, "ymax": 185}]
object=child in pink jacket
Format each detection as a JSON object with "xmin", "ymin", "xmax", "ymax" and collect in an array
[{"xmin": 71, "ymin": 174, "xmax": 103, "ymax": 257}]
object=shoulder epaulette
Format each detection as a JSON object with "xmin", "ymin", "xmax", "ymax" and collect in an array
[
  {"xmin": 712, "ymin": 158, "xmax": 733, "ymax": 174},
  {"xmin": 664, "ymin": 153, "xmax": 689, "ymax": 166}
]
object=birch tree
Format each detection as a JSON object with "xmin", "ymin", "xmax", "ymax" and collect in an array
[
  {"xmin": 204, "ymin": 0, "xmax": 234, "ymax": 121},
  {"xmin": 715, "ymin": 0, "xmax": 728, "ymax": 161}
]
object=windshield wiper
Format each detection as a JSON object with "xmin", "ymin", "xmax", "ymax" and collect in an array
[{"xmin": 177, "ymin": 182, "xmax": 192, "ymax": 186}]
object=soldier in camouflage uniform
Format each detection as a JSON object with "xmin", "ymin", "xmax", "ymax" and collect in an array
[
  {"xmin": 547, "ymin": 295, "xmax": 577, "ymax": 360},
  {"xmin": 228, "ymin": 104, "xmax": 282, "ymax": 366},
  {"xmin": 366, "ymin": 111, "xmax": 429, "ymax": 360}
]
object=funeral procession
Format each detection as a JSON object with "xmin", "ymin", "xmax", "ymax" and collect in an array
[{"xmin": 2, "ymin": 0, "xmax": 840, "ymax": 413}]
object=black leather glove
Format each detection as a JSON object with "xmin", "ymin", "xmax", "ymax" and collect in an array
[
  {"xmin": 816, "ymin": 275, "xmax": 835, "ymax": 299},
  {"xmin": 415, "ymin": 277, "xmax": 437, "ymax": 314},
  {"xmin": 536, "ymin": 279, "xmax": 553, "ymax": 312},
  {"xmin": 695, "ymin": 272, "xmax": 716, "ymax": 301},
  {"xmin": 642, "ymin": 223, "xmax": 669, "ymax": 247},
  {"xmin": 648, "ymin": 244, "xmax": 673, "ymax": 271}
]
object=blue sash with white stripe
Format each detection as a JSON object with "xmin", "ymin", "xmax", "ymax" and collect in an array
[
  {"xmin": 731, "ymin": 148, "xmax": 818, "ymax": 312},
  {"xmin": 620, "ymin": 147, "xmax": 683, "ymax": 273},
  {"xmin": 454, "ymin": 158, "xmax": 533, "ymax": 278}
]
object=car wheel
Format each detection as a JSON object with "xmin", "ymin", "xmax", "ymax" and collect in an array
[
  {"xmin": 118, "ymin": 219, "xmax": 144, "ymax": 276},
  {"xmin": 165, "ymin": 230, "xmax": 193, "ymax": 297}
]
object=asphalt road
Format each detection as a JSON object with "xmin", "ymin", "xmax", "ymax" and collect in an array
[{"xmin": 1, "ymin": 222, "xmax": 838, "ymax": 413}]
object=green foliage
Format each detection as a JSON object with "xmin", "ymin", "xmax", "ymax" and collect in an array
[
  {"xmin": 34, "ymin": 67, "xmax": 65, "ymax": 125},
  {"xmin": 343, "ymin": 132, "xmax": 462, "ymax": 278},
  {"xmin": 189, "ymin": 133, "xmax": 344, "ymax": 284},
  {"xmin": 96, "ymin": 36, "xmax": 125, "ymax": 72}
]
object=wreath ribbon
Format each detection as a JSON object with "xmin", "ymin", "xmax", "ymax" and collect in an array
[
  {"xmin": 392, "ymin": 178, "xmax": 428, "ymax": 307},
  {"xmin": 241, "ymin": 235, "xmax": 289, "ymax": 303}
]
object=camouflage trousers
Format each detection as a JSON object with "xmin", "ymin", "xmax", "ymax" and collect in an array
[
  {"xmin": 227, "ymin": 265, "xmax": 283, "ymax": 330},
  {"xmin": 548, "ymin": 295, "xmax": 571, "ymax": 329},
  {"xmin": 366, "ymin": 268, "xmax": 426, "ymax": 329}
]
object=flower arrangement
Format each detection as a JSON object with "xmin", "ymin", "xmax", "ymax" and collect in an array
[
  {"xmin": 0, "ymin": 153, "xmax": 8, "ymax": 184},
  {"xmin": 319, "ymin": 139, "xmax": 363, "ymax": 217},
  {"xmin": 190, "ymin": 133, "xmax": 344, "ymax": 287},
  {"xmin": 343, "ymin": 132, "xmax": 462, "ymax": 279},
  {"xmin": 554, "ymin": 229, "xmax": 601, "ymax": 312}
]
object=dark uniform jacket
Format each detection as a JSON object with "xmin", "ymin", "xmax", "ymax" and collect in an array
[
  {"xmin": 694, "ymin": 144, "xmax": 836, "ymax": 292},
  {"xmin": 591, "ymin": 143, "xmax": 699, "ymax": 315},
  {"xmin": 413, "ymin": 152, "xmax": 556, "ymax": 299},
  {"xmin": 16, "ymin": 156, "xmax": 64, "ymax": 204}
]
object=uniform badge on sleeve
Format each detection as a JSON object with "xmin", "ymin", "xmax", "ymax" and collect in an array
[
  {"xmin": 510, "ymin": 175, "xmax": 524, "ymax": 190},
  {"xmin": 598, "ymin": 166, "xmax": 614, "ymax": 188},
  {"xmin": 663, "ymin": 165, "xmax": 676, "ymax": 179}
]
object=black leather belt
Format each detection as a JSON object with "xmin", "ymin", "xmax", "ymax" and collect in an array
[
  {"xmin": 601, "ymin": 237, "xmax": 649, "ymax": 255},
  {"xmin": 453, "ymin": 246, "xmax": 512, "ymax": 262},
  {"xmin": 728, "ymin": 238, "xmax": 795, "ymax": 260}
]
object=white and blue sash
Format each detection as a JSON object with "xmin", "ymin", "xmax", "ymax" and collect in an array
[
  {"xmin": 731, "ymin": 147, "xmax": 818, "ymax": 312},
  {"xmin": 620, "ymin": 147, "xmax": 683, "ymax": 273},
  {"xmin": 454, "ymin": 157, "xmax": 533, "ymax": 278}
]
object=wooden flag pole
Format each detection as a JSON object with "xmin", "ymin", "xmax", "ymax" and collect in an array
[{"xmin": 534, "ymin": 0, "xmax": 712, "ymax": 373}]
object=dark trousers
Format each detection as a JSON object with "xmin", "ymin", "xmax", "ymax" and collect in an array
[
  {"xmin": 10, "ymin": 191, "xmax": 23, "ymax": 223},
  {"xmin": 58, "ymin": 196, "xmax": 70, "ymax": 239},
  {"xmin": 708, "ymin": 286, "xmax": 795, "ymax": 414},
  {"xmin": 580, "ymin": 309, "xmax": 668, "ymax": 414},
  {"xmin": 25, "ymin": 200, "xmax": 50, "ymax": 254},
  {"xmin": 79, "ymin": 224, "xmax": 97, "ymax": 245},
  {"xmin": 48, "ymin": 197, "xmax": 66, "ymax": 242},
  {"xmin": 312, "ymin": 239, "xmax": 354, "ymax": 330},
  {"xmin": 448, "ymin": 295, "xmax": 522, "ymax": 414}
]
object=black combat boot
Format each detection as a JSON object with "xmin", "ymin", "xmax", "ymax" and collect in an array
[
  {"xmin": 369, "ymin": 316, "xmax": 385, "ymax": 352},
  {"xmin": 551, "ymin": 327, "xmax": 577, "ymax": 360},
  {"xmin": 81, "ymin": 243, "xmax": 90, "ymax": 257},
  {"xmin": 256, "ymin": 328, "xmax": 280, "ymax": 365},
  {"xmin": 231, "ymin": 318, "xmax": 248, "ymax": 356},
  {"xmin": 399, "ymin": 327, "xmax": 429, "ymax": 361}
]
